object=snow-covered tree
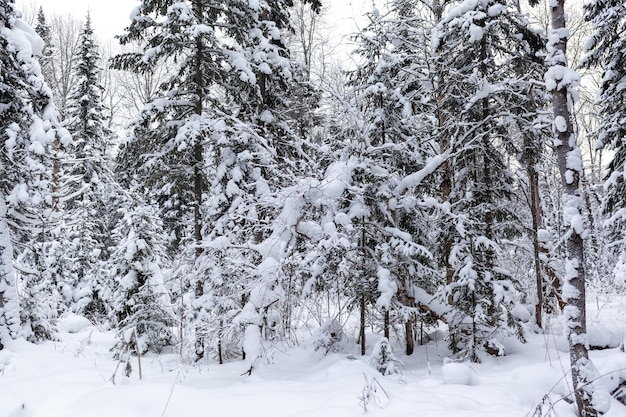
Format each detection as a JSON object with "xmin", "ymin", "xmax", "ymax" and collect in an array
[
  {"xmin": 582, "ymin": 0, "xmax": 626, "ymax": 285},
  {"xmin": 370, "ymin": 337, "xmax": 401, "ymax": 375},
  {"xmin": 110, "ymin": 199, "xmax": 174, "ymax": 354},
  {"xmin": 113, "ymin": 0, "xmax": 322, "ymax": 362},
  {"xmin": 44, "ymin": 13, "xmax": 81, "ymax": 118},
  {"xmin": 431, "ymin": 0, "xmax": 544, "ymax": 361},
  {"xmin": 0, "ymin": 194, "xmax": 19, "ymax": 349},
  {"xmin": 340, "ymin": 1, "xmax": 441, "ymax": 356},
  {"xmin": 548, "ymin": 0, "xmax": 604, "ymax": 414},
  {"xmin": 34, "ymin": 6, "xmax": 53, "ymax": 83},
  {"xmin": 0, "ymin": 0, "xmax": 71, "ymax": 342},
  {"xmin": 61, "ymin": 12, "xmax": 115, "ymax": 319}
]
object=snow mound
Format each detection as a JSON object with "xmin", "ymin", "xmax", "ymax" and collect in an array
[
  {"xmin": 588, "ymin": 326, "xmax": 623, "ymax": 350},
  {"xmin": 511, "ymin": 304, "xmax": 532, "ymax": 323},
  {"xmin": 60, "ymin": 314, "xmax": 92, "ymax": 334},
  {"xmin": 0, "ymin": 349, "xmax": 11, "ymax": 373},
  {"xmin": 442, "ymin": 362, "xmax": 478, "ymax": 385}
]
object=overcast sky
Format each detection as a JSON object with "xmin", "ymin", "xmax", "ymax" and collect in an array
[{"xmin": 17, "ymin": 0, "xmax": 374, "ymax": 45}]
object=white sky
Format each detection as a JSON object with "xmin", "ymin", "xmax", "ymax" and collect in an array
[
  {"xmin": 18, "ymin": 0, "xmax": 374, "ymax": 45},
  {"xmin": 18, "ymin": 0, "xmax": 136, "ymax": 40}
]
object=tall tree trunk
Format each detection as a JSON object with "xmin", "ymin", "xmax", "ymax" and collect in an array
[
  {"xmin": 193, "ymin": 0, "xmax": 206, "ymax": 361},
  {"xmin": 548, "ymin": 0, "xmax": 602, "ymax": 415},
  {"xmin": 528, "ymin": 167, "xmax": 544, "ymax": 327},
  {"xmin": 405, "ymin": 320, "xmax": 414, "ymax": 355},
  {"xmin": 359, "ymin": 293, "xmax": 366, "ymax": 356},
  {"xmin": 383, "ymin": 308, "xmax": 390, "ymax": 340},
  {"xmin": 431, "ymin": 0, "xmax": 455, "ymax": 308}
]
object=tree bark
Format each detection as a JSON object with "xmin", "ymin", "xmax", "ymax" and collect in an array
[
  {"xmin": 405, "ymin": 320, "xmax": 414, "ymax": 355},
  {"xmin": 548, "ymin": 0, "xmax": 601, "ymax": 415},
  {"xmin": 383, "ymin": 308, "xmax": 390, "ymax": 340},
  {"xmin": 193, "ymin": 0, "xmax": 206, "ymax": 361},
  {"xmin": 359, "ymin": 293, "xmax": 366, "ymax": 356},
  {"xmin": 528, "ymin": 167, "xmax": 544, "ymax": 327}
]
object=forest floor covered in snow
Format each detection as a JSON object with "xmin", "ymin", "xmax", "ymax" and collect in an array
[{"xmin": 2, "ymin": 295, "xmax": 626, "ymax": 417}]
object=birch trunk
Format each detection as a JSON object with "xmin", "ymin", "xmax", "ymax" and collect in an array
[{"xmin": 547, "ymin": 0, "xmax": 603, "ymax": 414}]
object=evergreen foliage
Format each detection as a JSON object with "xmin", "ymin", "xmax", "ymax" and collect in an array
[
  {"xmin": 34, "ymin": 6, "xmax": 53, "ymax": 84},
  {"xmin": 61, "ymin": 13, "xmax": 115, "ymax": 320},
  {"xmin": 110, "ymin": 200, "xmax": 174, "ymax": 353},
  {"xmin": 433, "ymin": 0, "xmax": 543, "ymax": 361},
  {"xmin": 0, "ymin": 0, "xmax": 70, "ymax": 343},
  {"xmin": 582, "ymin": 0, "xmax": 626, "ymax": 282},
  {"xmin": 370, "ymin": 337, "xmax": 401, "ymax": 375},
  {"xmin": 344, "ymin": 0, "xmax": 439, "ymax": 354},
  {"xmin": 0, "ymin": 9, "xmax": 620, "ymax": 414}
]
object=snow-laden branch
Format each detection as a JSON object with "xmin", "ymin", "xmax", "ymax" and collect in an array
[{"xmin": 395, "ymin": 150, "xmax": 450, "ymax": 195}]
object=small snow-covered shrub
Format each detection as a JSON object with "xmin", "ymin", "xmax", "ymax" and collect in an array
[
  {"xmin": 484, "ymin": 338, "xmax": 505, "ymax": 357},
  {"xmin": 369, "ymin": 337, "xmax": 401, "ymax": 375},
  {"xmin": 60, "ymin": 314, "xmax": 92, "ymax": 334},
  {"xmin": 311, "ymin": 319, "xmax": 346, "ymax": 354}
]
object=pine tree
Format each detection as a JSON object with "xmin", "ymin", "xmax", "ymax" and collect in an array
[
  {"xmin": 113, "ymin": 0, "xmax": 322, "ymax": 362},
  {"xmin": 111, "ymin": 0, "xmax": 234, "ymax": 359},
  {"xmin": 34, "ymin": 7, "xmax": 53, "ymax": 84},
  {"xmin": 370, "ymin": 337, "xmax": 400, "ymax": 375}
]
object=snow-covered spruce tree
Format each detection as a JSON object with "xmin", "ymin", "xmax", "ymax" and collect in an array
[
  {"xmin": 345, "ymin": 1, "xmax": 439, "ymax": 356},
  {"xmin": 582, "ymin": 0, "xmax": 626, "ymax": 286},
  {"xmin": 110, "ymin": 198, "xmax": 174, "ymax": 354},
  {"xmin": 113, "ymin": 0, "xmax": 321, "ymax": 362},
  {"xmin": 61, "ymin": 12, "xmax": 115, "ymax": 320},
  {"xmin": 431, "ymin": 0, "xmax": 544, "ymax": 361},
  {"xmin": 0, "ymin": 194, "xmax": 19, "ymax": 349},
  {"xmin": 0, "ymin": 0, "xmax": 71, "ymax": 342},
  {"xmin": 504, "ymin": 10, "xmax": 554, "ymax": 328},
  {"xmin": 548, "ymin": 0, "xmax": 605, "ymax": 415},
  {"xmin": 111, "ymin": 0, "xmax": 228, "ymax": 359},
  {"xmin": 200, "ymin": 1, "xmax": 323, "ymax": 368},
  {"xmin": 370, "ymin": 337, "xmax": 400, "ymax": 375},
  {"xmin": 34, "ymin": 6, "xmax": 53, "ymax": 84}
]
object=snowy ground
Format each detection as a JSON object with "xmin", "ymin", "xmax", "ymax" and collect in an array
[{"xmin": 2, "ymin": 296, "xmax": 626, "ymax": 417}]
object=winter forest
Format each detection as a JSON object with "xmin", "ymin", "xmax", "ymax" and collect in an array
[{"xmin": 1, "ymin": 0, "xmax": 626, "ymax": 415}]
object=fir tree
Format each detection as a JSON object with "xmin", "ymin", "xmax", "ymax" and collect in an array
[
  {"xmin": 370, "ymin": 337, "xmax": 401, "ymax": 375},
  {"xmin": 34, "ymin": 6, "xmax": 53, "ymax": 84}
]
